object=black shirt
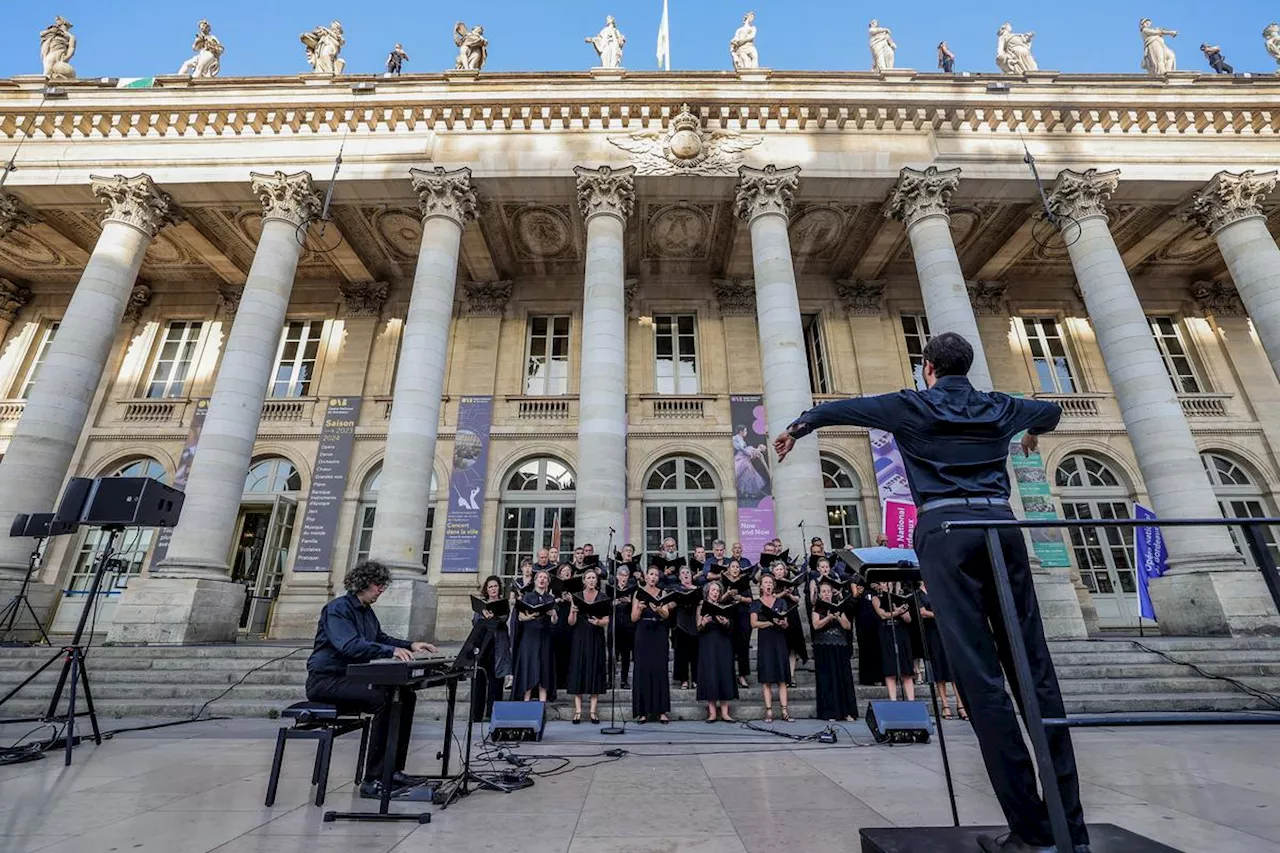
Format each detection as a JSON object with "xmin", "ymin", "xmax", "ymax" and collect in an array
[
  {"xmin": 789, "ymin": 375, "xmax": 1061, "ymax": 506},
  {"xmin": 306, "ymin": 592, "xmax": 412, "ymax": 677}
]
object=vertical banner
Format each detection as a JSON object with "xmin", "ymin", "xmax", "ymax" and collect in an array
[
  {"xmin": 1009, "ymin": 431, "xmax": 1071, "ymax": 567},
  {"xmin": 869, "ymin": 429, "xmax": 916, "ymax": 545},
  {"xmin": 1133, "ymin": 503, "xmax": 1168, "ymax": 620},
  {"xmin": 293, "ymin": 398, "xmax": 362, "ymax": 573},
  {"xmin": 147, "ymin": 398, "xmax": 209, "ymax": 569},
  {"xmin": 730, "ymin": 395, "xmax": 775, "ymax": 560},
  {"xmin": 441, "ymin": 396, "xmax": 495, "ymax": 574},
  {"xmin": 882, "ymin": 498, "xmax": 918, "ymax": 549}
]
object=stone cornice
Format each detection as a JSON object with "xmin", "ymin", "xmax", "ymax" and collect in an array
[{"xmin": 1182, "ymin": 170, "xmax": 1278, "ymax": 237}]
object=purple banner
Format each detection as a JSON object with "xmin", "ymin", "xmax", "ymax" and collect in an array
[
  {"xmin": 441, "ymin": 396, "xmax": 495, "ymax": 574},
  {"xmin": 147, "ymin": 398, "xmax": 209, "ymax": 569},
  {"xmin": 1134, "ymin": 503, "xmax": 1168, "ymax": 621},
  {"xmin": 294, "ymin": 397, "xmax": 363, "ymax": 573},
  {"xmin": 869, "ymin": 428, "xmax": 914, "ymax": 504},
  {"xmin": 730, "ymin": 395, "xmax": 775, "ymax": 560}
]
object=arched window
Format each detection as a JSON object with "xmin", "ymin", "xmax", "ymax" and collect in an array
[
  {"xmin": 822, "ymin": 455, "xmax": 864, "ymax": 551},
  {"xmin": 1201, "ymin": 452, "xmax": 1280, "ymax": 567},
  {"xmin": 643, "ymin": 456, "xmax": 721, "ymax": 558},
  {"xmin": 498, "ymin": 457, "xmax": 576, "ymax": 576},
  {"xmin": 1055, "ymin": 453, "xmax": 1141, "ymax": 626},
  {"xmin": 352, "ymin": 465, "xmax": 437, "ymax": 570},
  {"xmin": 244, "ymin": 457, "xmax": 302, "ymax": 494}
]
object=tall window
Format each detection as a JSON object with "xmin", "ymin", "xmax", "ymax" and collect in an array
[
  {"xmin": 1148, "ymin": 316, "xmax": 1202, "ymax": 394},
  {"xmin": 524, "ymin": 316, "xmax": 570, "ymax": 396},
  {"xmin": 498, "ymin": 457, "xmax": 576, "ymax": 576},
  {"xmin": 643, "ymin": 456, "xmax": 720, "ymax": 557},
  {"xmin": 18, "ymin": 321, "xmax": 59, "ymax": 399},
  {"xmin": 353, "ymin": 465, "xmax": 435, "ymax": 570},
  {"xmin": 244, "ymin": 457, "xmax": 302, "ymax": 494},
  {"xmin": 822, "ymin": 455, "xmax": 864, "ymax": 550},
  {"xmin": 144, "ymin": 321, "xmax": 203, "ymax": 399},
  {"xmin": 1201, "ymin": 452, "xmax": 1280, "ymax": 568},
  {"xmin": 271, "ymin": 320, "xmax": 324, "ymax": 398},
  {"xmin": 901, "ymin": 313, "xmax": 931, "ymax": 391},
  {"xmin": 803, "ymin": 314, "xmax": 832, "ymax": 395},
  {"xmin": 1022, "ymin": 317, "xmax": 1078, "ymax": 393},
  {"xmin": 1056, "ymin": 454, "xmax": 1136, "ymax": 608},
  {"xmin": 654, "ymin": 314, "xmax": 699, "ymax": 394}
]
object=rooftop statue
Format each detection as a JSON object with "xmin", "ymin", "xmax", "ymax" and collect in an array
[
  {"xmin": 586, "ymin": 16, "xmax": 626, "ymax": 69},
  {"xmin": 1139, "ymin": 17, "xmax": 1177, "ymax": 75},
  {"xmin": 1265, "ymin": 23, "xmax": 1280, "ymax": 72},
  {"xmin": 454, "ymin": 22, "xmax": 488, "ymax": 71},
  {"xmin": 39, "ymin": 16, "xmax": 76, "ymax": 80},
  {"xmin": 730, "ymin": 11, "xmax": 759, "ymax": 70},
  {"xmin": 386, "ymin": 43, "xmax": 409, "ymax": 76},
  {"xmin": 868, "ymin": 20, "xmax": 896, "ymax": 71},
  {"xmin": 301, "ymin": 20, "xmax": 346, "ymax": 76},
  {"xmin": 995, "ymin": 23, "xmax": 1037, "ymax": 74},
  {"xmin": 178, "ymin": 19, "xmax": 224, "ymax": 78}
]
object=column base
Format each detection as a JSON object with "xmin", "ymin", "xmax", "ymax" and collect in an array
[
  {"xmin": 0, "ymin": 577, "xmax": 58, "ymax": 642},
  {"xmin": 268, "ymin": 572, "xmax": 334, "ymax": 640},
  {"xmin": 106, "ymin": 577, "xmax": 246, "ymax": 644},
  {"xmin": 1149, "ymin": 569, "xmax": 1280, "ymax": 637},
  {"xmin": 433, "ymin": 577, "xmax": 481, "ymax": 642},
  {"xmin": 373, "ymin": 565, "xmax": 438, "ymax": 641},
  {"xmin": 1030, "ymin": 568, "xmax": 1089, "ymax": 639}
]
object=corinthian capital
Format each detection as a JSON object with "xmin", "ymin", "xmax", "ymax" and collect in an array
[
  {"xmin": 1192, "ymin": 280, "xmax": 1245, "ymax": 317},
  {"xmin": 712, "ymin": 278, "xmax": 756, "ymax": 315},
  {"xmin": 0, "ymin": 194, "xmax": 36, "ymax": 240},
  {"xmin": 1182, "ymin": 170, "xmax": 1278, "ymax": 237},
  {"xmin": 884, "ymin": 166, "xmax": 961, "ymax": 228},
  {"xmin": 966, "ymin": 280, "xmax": 1009, "ymax": 315},
  {"xmin": 409, "ymin": 166, "xmax": 478, "ymax": 226},
  {"xmin": 250, "ymin": 171, "xmax": 323, "ymax": 228},
  {"xmin": 0, "ymin": 278, "xmax": 32, "ymax": 323},
  {"xmin": 1044, "ymin": 168, "xmax": 1119, "ymax": 222},
  {"xmin": 835, "ymin": 279, "xmax": 886, "ymax": 316},
  {"xmin": 338, "ymin": 281, "xmax": 390, "ymax": 318},
  {"xmin": 463, "ymin": 280, "xmax": 513, "ymax": 316},
  {"xmin": 574, "ymin": 165, "xmax": 636, "ymax": 222},
  {"xmin": 90, "ymin": 174, "xmax": 179, "ymax": 238},
  {"xmin": 734, "ymin": 165, "xmax": 800, "ymax": 223}
]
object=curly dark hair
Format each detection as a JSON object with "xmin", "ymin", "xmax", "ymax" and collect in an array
[{"xmin": 344, "ymin": 559, "xmax": 392, "ymax": 594}]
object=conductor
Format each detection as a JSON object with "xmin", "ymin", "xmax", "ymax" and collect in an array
[
  {"xmin": 306, "ymin": 560, "xmax": 437, "ymax": 799},
  {"xmin": 773, "ymin": 332, "xmax": 1088, "ymax": 853}
]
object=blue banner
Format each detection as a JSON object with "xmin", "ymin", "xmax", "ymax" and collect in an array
[
  {"xmin": 440, "ymin": 396, "xmax": 494, "ymax": 574},
  {"xmin": 1134, "ymin": 503, "xmax": 1169, "ymax": 620}
]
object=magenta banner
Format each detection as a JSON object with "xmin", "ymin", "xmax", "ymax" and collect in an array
[
  {"xmin": 870, "ymin": 428, "xmax": 917, "ymax": 546},
  {"xmin": 883, "ymin": 498, "xmax": 918, "ymax": 548},
  {"xmin": 440, "ymin": 396, "xmax": 494, "ymax": 574},
  {"xmin": 730, "ymin": 395, "xmax": 775, "ymax": 560}
]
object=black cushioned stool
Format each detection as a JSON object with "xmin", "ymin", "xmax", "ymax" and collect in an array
[{"xmin": 265, "ymin": 701, "xmax": 370, "ymax": 807}]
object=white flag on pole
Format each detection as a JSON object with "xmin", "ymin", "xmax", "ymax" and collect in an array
[{"xmin": 656, "ymin": 0, "xmax": 671, "ymax": 70}]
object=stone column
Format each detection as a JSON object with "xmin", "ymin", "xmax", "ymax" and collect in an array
[
  {"xmin": 1184, "ymin": 170, "xmax": 1280, "ymax": 381},
  {"xmin": 1046, "ymin": 168, "xmax": 1276, "ymax": 636},
  {"xmin": 109, "ymin": 171, "xmax": 321, "ymax": 644},
  {"xmin": 735, "ymin": 165, "xmax": 830, "ymax": 548},
  {"xmin": 573, "ymin": 165, "xmax": 634, "ymax": 551},
  {"xmin": 884, "ymin": 167, "xmax": 992, "ymax": 390},
  {"xmin": 0, "ymin": 175, "xmax": 175, "ymax": 580},
  {"xmin": 367, "ymin": 166, "xmax": 477, "ymax": 640}
]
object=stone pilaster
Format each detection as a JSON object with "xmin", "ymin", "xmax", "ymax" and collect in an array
[
  {"xmin": 572, "ymin": 165, "xmax": 634, "ymax": 552},
  {"xmin": 367, "ymin": 166, "xmax": 477, "ymax": 640},
  {"xmin": 110, "ymin": 171, "xmax": 320, "ymax": 644},
  {"xmin": 338, "ymin": 281, "xmax": 389, "ymax": 318},
  {"xmin": 735, "ymin": 165, "xmax": 830, "ymax": 547},
  {"xmin": 1047, "ymin": 168, "xmax": 1276, "ymax": 636}
]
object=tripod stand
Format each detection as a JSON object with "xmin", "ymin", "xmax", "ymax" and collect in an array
[
  {"xmin": 0, "ymin": 526, "xmax": 122, "ymax": 765},
  {"xmin": 0, "ymin": 538, "xmax": 51, "ymax": 646}
]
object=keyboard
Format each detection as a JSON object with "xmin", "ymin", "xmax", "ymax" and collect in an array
[{"xmin": 346, "ymin": 655, "xmax": 461, "ymax": 688}]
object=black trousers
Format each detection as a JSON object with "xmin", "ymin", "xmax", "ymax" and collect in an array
[
  {"xmin": 914, "ymin": 505, "xmax": 1088, "ymax": 848},
  {"xmin": 306, "ymin": 673, "xmax": 416, "ymax": 783}
]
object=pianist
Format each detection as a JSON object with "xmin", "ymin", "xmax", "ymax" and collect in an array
[{"xmin": 306, "ymin": 559, "xmax": 438, "ymax": 798}]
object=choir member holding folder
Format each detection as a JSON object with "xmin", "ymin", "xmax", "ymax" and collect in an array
[
  {"xmin": 696, "ymin": 580, "xmax": 738, "ymax": 722},
  {"xmin": 722, "ymin": 560, "xmax": 753, "ymax": 687},
  {"xmin": 671, "ymin": 566, "xmax": 702, "ymax": 690},
  {"xmin": 751, "ymin": 573, "xmax": 793, "ymax": 722},
  {"xmin": 769, "ymin": 562, "xmax": 808, "ymax": 686},
  {"xmin": 513, "ymin": 569, "xmax": 558, "ymax": 702},
  {"xmin": 631, "ymin": 566, "xmax": 674, "ymax": 723},
  {"xmin": 874, "ymin": 583, "xmax": 916, "ymax": 702},
  {"xmin": 469, "ymin": 575, "xmax": 512, "ymax": 721},
  {"xmin": 567, "ymin": 568, "xmax": 609, "ymax": 724},
  {"xmin": 551, "ymin": 564, "xmax": 577, "ymax": 689},
  {"xmin": 917, "ymin": 581, "xmax": 967, "ymax": 721},
  {"xmin": 611, "ymin": 554, "xmax": 638, "ymax": 689},
  {"xmin": 811, "ymin": 579, "xmax": 858, "ymax": 721}
]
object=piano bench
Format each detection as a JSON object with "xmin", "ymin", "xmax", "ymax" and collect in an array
[{"xmin": 264, "ymin": 702, "xmax": 371, "ymax": 808}]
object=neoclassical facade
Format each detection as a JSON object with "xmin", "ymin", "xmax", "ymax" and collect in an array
[{"xmin": 0, "ymin": 68, "xmax": 1278, "ymax": 642}]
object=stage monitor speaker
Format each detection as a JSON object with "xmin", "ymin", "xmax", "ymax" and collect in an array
[
  {"xmin": 80, "ymin": 477, "xmax": 185, "ymax": 527},
  {"xmin": 489, "ymin": 700, "xmax": 545, "ymax": 742},
  {"xmin": 866, "ymin": 700, "xmax": 933, "ymax": 744}
]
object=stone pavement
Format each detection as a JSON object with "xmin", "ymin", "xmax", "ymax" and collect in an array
[{"xmin": 0, "ymin": 717, "xmax": 1278, "ymax": 853}]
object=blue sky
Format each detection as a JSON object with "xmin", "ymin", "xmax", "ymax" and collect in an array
[{"xmin": 0, "ymin": 1, "xmax": 1275, "ymax": 79}]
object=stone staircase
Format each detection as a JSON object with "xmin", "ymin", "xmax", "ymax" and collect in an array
[{"xmin": 2, "ymin": 637, "xmax": 1279, "ymax": 722}]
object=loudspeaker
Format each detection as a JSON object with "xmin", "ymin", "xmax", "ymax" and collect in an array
[
  {"xmin": 489, "ymin": 701, "xmax": 546, "ymax": 742},
  {"xmin": 865, "ymin": 701, "xmax": 933, "ymax": 744}
]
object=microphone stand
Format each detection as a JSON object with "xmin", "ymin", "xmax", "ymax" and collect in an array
[{"xmin": 601, "ymin": 527, "xmax": 625, "ymax": 736}]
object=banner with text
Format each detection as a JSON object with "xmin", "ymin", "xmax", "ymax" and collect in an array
[
  {"xmin": 882, "ymin": 498, "xmax": 918, "ymax": 549},
  {"xmin": 293, "ymin": 398, "xmax": 362, "ymax": 573},
  {"xmin": 1134, "ymin": 503, "xmax": 1169, "ymax": 620},
  {"xmin": 869, "ymin": 429, "xmax": 915, "ymax": 546},
  {"xmin": 441, "ymin": 396, "xmax": 495, "ymax": 574},
  {"xmin": 1009, "ymin": 431, "xmax": 1072, "ymax": 567},
  {"xmin": 730, "ymin": 395, "xmax": 776, "ymax": 560},
  {"xmin": 147, "ymin": 398, "xmax": 209, "ymax": 569}
]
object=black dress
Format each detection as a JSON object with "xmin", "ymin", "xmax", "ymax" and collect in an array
[
  {"xmin": 567, "ymin": 593, "xmax": 608, "ymax": 695},
  {"xmin": 671, "ymin": 587, "xmax": 700, "ymax": 685},
  {"xmin": 612, "ymin": 582, "xmax": 636, "ymax": 687},
  {"xmin": 878, "ymin": 593, "xmax": 914, "ymax": 678},
  {"xmin": 470, "ymin": 608, "xmax": 511, "ymax": 722},
  {"xmin": 813, "ymin": 618, "xmax": 858, "ymax": 720},
  {"xmin": 752, "ymin": 598, "xmax": 791, "ymax": 685},
  {"xmin": 729, "ymin": 590, "xmax": 752, "ymax": 678},
  {"xmin": 552, "ymin": 595, "xmax": 573, "ymax": 690},
  {"xmin": 780, "ymin": 588, "xmax": 809, "ymax": 664},
  {"xmin": 917, "ymin": 590, "xmax": 953, "ymax": 682},
  {"xmin": 512, "ymin": 591, "xmax": 557, "ymax": 699},
  {"xmin": 631, "ymin": 592, "xmax": 672, "ymax": 718},
  {"xmin": 696, "ymin": 610, "xmax": 738, "ymax": 703},
  {"xmin": 855, "ymin": 592, "xmax": 884, "ymax": 686}
]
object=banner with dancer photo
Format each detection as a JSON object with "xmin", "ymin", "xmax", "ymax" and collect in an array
[
  {"xmin": 1009, "ymin": 430, "xmax": 1072, "ymax": 567},
  {"xmin": 441, "ymin": 396, "xmax": 494, "ymax": 574},
  {"xmin": 293, "ymin": 397, "xmax": 362, "ymax": 573},
  {"xmin": 869, "ymin": 429, "xmax": 916, "ymax": 547},
  {"xmin": 729, "ymin": 395, "xmax": 775, "ymax": 559},
  {"xmin": 147, "ymin": 398, "xmax": 209, "ymax": 570}
]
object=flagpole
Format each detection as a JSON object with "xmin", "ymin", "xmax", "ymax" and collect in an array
[{"xmin": 656, "ymin": 0, "xmax": 671, "ymax": 71}]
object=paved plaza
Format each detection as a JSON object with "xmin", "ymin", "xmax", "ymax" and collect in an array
[{"xmin": 1, "ymin": 717, "xmax": 1278, "ymax": 853}]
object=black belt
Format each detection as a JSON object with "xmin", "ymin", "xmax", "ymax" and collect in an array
[{"xmin": 918, "ymin": 497, "xmax": 1010, "ymax": 514}]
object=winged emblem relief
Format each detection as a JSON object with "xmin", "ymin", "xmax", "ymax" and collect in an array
[{"xmin": 608, "ymin": 104, "xmax": 762, "ymax": 175}]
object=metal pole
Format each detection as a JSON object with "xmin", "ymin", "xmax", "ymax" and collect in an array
[{"xmin": 1241, "ymin": 521, "xmax": 1280, "ymax": 619}]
